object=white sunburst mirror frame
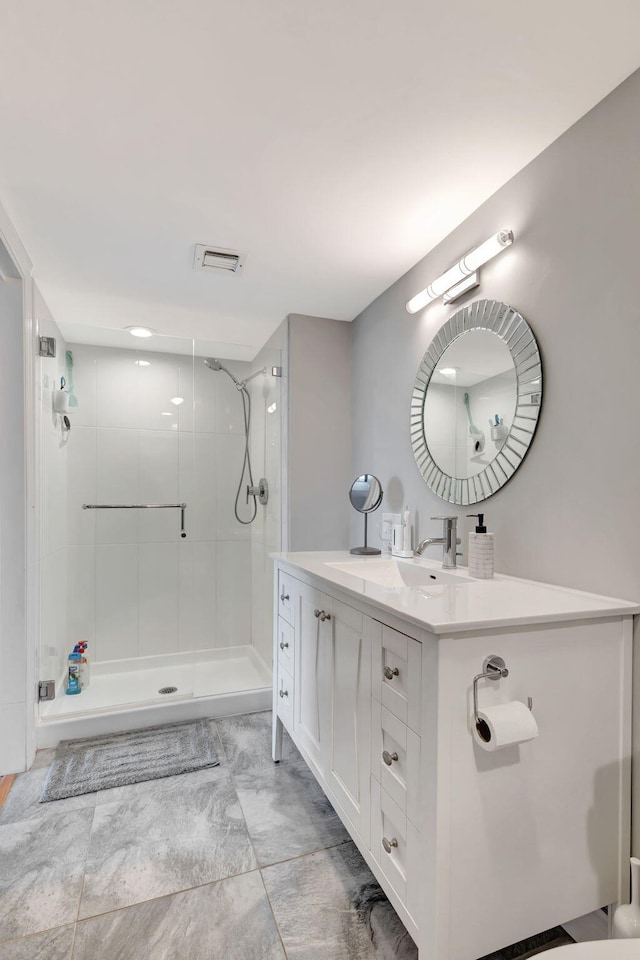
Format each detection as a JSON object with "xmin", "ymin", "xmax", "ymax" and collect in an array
[{"xmin": 410, "ymin": 299, "xmax": 543, "ymax": 505}]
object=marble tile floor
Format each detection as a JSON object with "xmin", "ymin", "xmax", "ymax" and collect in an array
[
  {"xmin": 0, "ymin": 711, "xmax": 416, "ymax": 959},
  {"xmin": 0, "ymin": 711, "xmax": 574, "ymax": 960}
]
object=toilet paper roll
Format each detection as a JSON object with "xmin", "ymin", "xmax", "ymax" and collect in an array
[{"xmin": 474, "ymin": 701, "xmax": 539, "ymax": 752}]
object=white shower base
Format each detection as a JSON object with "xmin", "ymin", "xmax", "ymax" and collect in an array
[{"xmin": 37, "ymin": 645, "xmax": 272, "ymax": 748}]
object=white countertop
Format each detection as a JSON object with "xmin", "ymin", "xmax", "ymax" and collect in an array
[{"xmin": 272, "ymin": 551, "xmax": 640, "ymax": 635}]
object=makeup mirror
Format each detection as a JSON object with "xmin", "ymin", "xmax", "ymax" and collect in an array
[{"xmin": 349, "ymin": 474, "xmax": 383, "ymax": 555}]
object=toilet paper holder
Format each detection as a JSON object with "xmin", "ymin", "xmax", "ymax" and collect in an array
[{"xmin": 473, "ymin": 655, "xmax": 533, "ymax": 725}]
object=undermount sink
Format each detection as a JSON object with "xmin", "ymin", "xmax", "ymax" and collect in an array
[{"xmin": 327, "ymin": 558, "xmax": 475, "ymax": 589}]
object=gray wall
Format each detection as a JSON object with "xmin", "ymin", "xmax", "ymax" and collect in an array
[
  {"xmin": 351, "ymin": 67, "xmax": 640, "ymax": 854},
  {"xmin": 352, "ymin": 67, "xmax": 640, "ymax": 601},
  {"xmin": 288, "ymin": 314, "xmax": 351, "ymax": 551}
]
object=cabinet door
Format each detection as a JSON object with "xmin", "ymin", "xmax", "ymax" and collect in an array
[
  {"xmin": 325, "ymin": 600, "xmax": 372, "ymax": 844},
  {"xmin": 293, "ymin": 580, "xmax": 331, "ymax": 774}
]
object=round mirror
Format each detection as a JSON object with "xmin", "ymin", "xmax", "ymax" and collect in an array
[
  {"xmin": 349, "ymin": 474, "xmax": 383, "ymax": 513},
  {"xmin": 411, "ymin": 300, "xmax": 542, "ymax": 505},
  {"xmin": 349, "ymin": 474, "xmax": 383, "ymax": 555}
]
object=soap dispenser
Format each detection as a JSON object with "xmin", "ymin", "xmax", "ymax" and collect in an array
[{"xmin": 466, "ymin": 513, "xmax": 494, "ymax": 579}]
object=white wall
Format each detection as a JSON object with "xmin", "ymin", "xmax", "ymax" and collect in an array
[
  {"xmin": 288, "ymin": 314, "xmax": 351, "ymax": 551},
  {"xmin": 351, "ymin": 69, "xmax": 640, "ymax": 846},
  {"xmin": 58, "ymin": 342, "xmax": 252, "ymax": 664}
]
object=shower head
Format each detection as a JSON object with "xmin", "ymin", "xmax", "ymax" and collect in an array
[{"xmin": 203, "ymin": 357, "xmax": 242, "ymax": 388}]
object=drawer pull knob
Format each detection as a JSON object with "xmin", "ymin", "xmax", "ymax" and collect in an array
[
  {"xmin": 279, "ymin": 689, "xmax": 288, "ymax": 698},
  {"xmin": 382, "ymin": 836, "xmax": 398, "ymax": 854},
  {"xmin": 314, "ymin": 609, "xmax": 331, "ymax": 622},
  {"xmin": 281, "ymin": 592, "xmax": 290, "ymax": 602},
  {"xmin": 383, "ymin": 666, "xmax": 399, "ymax": 680},
  {"xmin": 382, "ymin": 750, "xmax": 399, "ymax": 766},
  {"xmin": 279, "ymin": 641, "xmax": 289, "ymax": 650}
]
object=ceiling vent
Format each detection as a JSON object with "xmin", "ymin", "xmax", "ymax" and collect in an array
[{"xmin": 193, "ymin": 244, "xmax": 246, "ymax": 274}]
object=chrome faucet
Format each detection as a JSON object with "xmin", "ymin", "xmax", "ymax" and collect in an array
[{"xmin": 415, "ymin": 516, "xmax": 461, "ymax": 569}]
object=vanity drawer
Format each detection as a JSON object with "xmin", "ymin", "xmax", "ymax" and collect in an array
[
  {"xmin": 370, "ymin": 776, "xmax": 419, "ymax": 918},
  {"xmin": 371, "ymin": 701, "xmax": 421, "ymax": 828},
  {"xmin": 276, "ymin": 617, "xmax": 294, "ymax": 674},
  {"xmin": 278, "ymin": 570, "xmax": 295, "ymax": 626},
  {"xmin": 277, "ymin": 664, "xmax": 293, "ymax": 728},
  {"xmin": 374, "ymin": 623, "xmax": 422, "ymax": 733}
]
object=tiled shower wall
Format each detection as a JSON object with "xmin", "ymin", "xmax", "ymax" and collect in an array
[
  {"xmin": 65, "ymin": 343, "xmax": 253, "ymax": 665},
  {"xmin": 249, "ymin": 323, "xmax": 285, "ymax": 670},
  {"xmin": 39, "ymin": 318, "xmax": 70, "ymax": 688}
]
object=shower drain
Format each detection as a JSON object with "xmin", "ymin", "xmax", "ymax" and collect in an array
[{"xmin": 158, "ymin": 686, "xmax": 178, "ymax": 695}]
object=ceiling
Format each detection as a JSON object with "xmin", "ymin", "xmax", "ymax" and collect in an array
[{"xmin": 1, "ymin": 2, "xmax": 639, "ymax": 360}]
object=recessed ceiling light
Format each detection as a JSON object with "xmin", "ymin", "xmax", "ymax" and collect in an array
[
  {"xmin": 170, "ymin": 397, "xmax": 184, "ymax": 406},
  {"xmin": 439, "ymin": 368, "xmax": 457, "ymax": 377},
  {"xmin": 134, "ymin": 360, "xmax": 151, "ymax": 367},
  {"xmin": 161, "ymin": 411, "xmax": 172, "ymax": 416},
  {"xmin": 125, "ymin": 326, "xmax": 155, "ymax": 338}
]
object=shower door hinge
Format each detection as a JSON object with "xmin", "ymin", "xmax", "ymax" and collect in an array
[
  {"xmin": 38, "ymin": 680, "xmax": 56, "ymax": 702},
  {"xmin": 38, "ymin": 336, "xmax": 56, "ymax": 358}
]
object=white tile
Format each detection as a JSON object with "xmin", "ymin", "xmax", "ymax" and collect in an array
[
  {"xmin": 216, "ymin": 540, "xmax": 251, "ymax": 647},
  {"xmin": 137, "ymin": 354, "xmax": 180, "ymax": 432},
  {"xmin": 96, "ymin": 349, "xmax": 139, "ymax": 429},
  {"xmin": 193, "ymin": 358, "xmax": 217, "ymax": 433},
  {"xmin": 95, "ymin": 544, "xmax": 138, "ymax": 662},
  {"xmin": 0, "ymin": 703, "xmax": 27, "ymax": 773},
  {"xmin": 138, "ymin": 542, "xmax": 179, "ymax": 657},
  {"xmin": 178, "ymin": 540, "xmax": 216, "ymax": 651},
  {"xmin": 180, "ymin": 433, "xmax": 216, "ymax": 542},
  {"xmin": 66, "ymin": 344, "xmax": 97, "ymax": 427},
  {"xmin": 216, "ymin": 434, "xmax": 251, "ymax": 540},
  {"xmin": 215, "ymin": 360, "xmax": 251, "ymax": 435},
  {"xmin": 67, "ymin": 545, "xmax": 96, "ymax": 650},
  {"xmin": 67, "ymin": 426, "xmax": 97, "ymax": 545},
  {"xmin": 95, "ymin": 428, "xmax": 139, "ymax": 543},
  {"xmin": 138, "ymin": 430, "xmax": 180, "ymax": 542},
  {"xmin": 47, "ymin": 427, "xmax": 68, "ymax": 555},
  {"xmin": 175, "ymin": 355, "xmax": 195, "ymax": 433},
  {"xmin": 40, "ymin": 552, "xmax": 61, "ymax": 686}
]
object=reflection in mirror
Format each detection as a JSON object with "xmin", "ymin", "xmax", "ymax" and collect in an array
[
  {"xmin": 411, "ymin": 300, "xmax": 542, "ymax": 506},
  {"xmin": 349, "ymin": 474, "xmax": 383, "ymax": 513},
  {"xmin": 349, "ymin": 474, "xmax": 383, "ymax": 555},
  {"xmin": 424, "ymin": 330, "xmax": 517, "ymax": 480}
]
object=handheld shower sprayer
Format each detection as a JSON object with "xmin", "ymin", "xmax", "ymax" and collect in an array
[{"xmin": 203, "ymin": 358, "xmax": 269, "ymax": 523}]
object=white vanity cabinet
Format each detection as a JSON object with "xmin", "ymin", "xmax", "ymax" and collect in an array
[
  {"xmin": 279, "ymin": 575, "xmax": 373, "ymax": 843},
  {"xmin": 272, "ymin": 553, "xmax": 637, "ymax": 960}
]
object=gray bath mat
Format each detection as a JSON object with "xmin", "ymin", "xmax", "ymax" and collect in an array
[{"xmin": 40, "ymin": 719, "xmax": 219, "ymax": 802}]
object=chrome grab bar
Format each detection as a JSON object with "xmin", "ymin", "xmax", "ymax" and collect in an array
[{"xmin": 82, "ymin": 503, "xmax": 187, "ymax": 538}]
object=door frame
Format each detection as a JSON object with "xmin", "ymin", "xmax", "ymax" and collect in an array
[{"xmin": 0, "ymin": 199, "xmax": 37, "ymax": 771}]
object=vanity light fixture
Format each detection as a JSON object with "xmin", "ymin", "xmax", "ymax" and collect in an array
[
  {"xmin": 125, "ymin": 325, "xmax": 156, "ymax": 338},
  {"xmin": 406, "ymin": 229, "xmax": 514, "ymax": 314}
]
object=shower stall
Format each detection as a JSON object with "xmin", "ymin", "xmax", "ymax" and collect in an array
[{"xmin": 36, "ymin": 323, "xmax": 284, "ymax": 745}]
